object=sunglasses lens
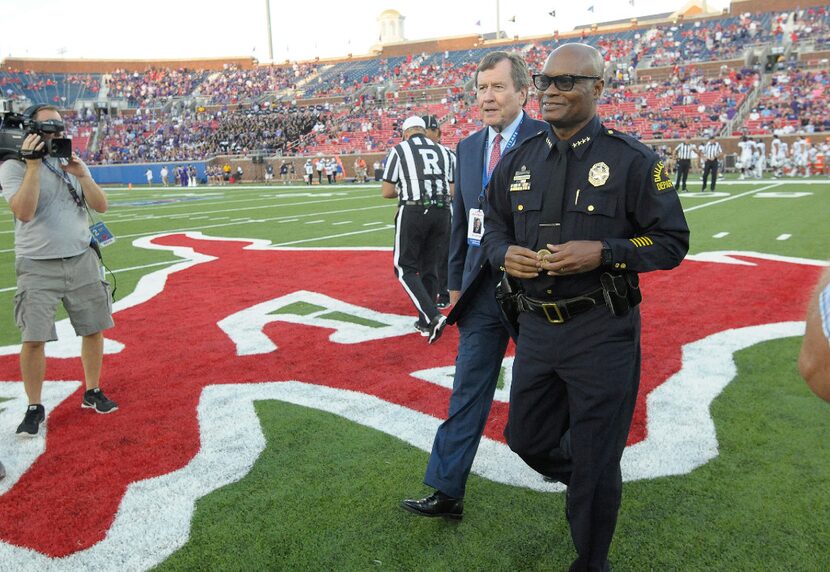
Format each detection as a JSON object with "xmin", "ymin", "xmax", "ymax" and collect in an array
[
  {"xmin": 554, "ymin": 76, "xmax": 575, "ymax": 91},
  {"xmin": 533, "ymin": 75, "xmax": 548, "ymax": 90}
]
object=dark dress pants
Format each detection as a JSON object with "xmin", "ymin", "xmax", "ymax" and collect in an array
[
  {"xmin": 507, "ymin": 306, "xmax": 641, "ymax": 572},
  {"xmin": 424, "ymin": 278, "xmax": 511, "ymax": 498}
]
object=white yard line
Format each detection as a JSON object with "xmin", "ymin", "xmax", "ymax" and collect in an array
[
  {"xmin": 272, "ymin": 225, "xmax": 394, "ymax": 246},
  {"xmin": 112, "ymin": 204, "xmax": 390, "ymax": 240},
  {"xmin": 776, "ymin": 234, "xmax": 792, "ymax": 241},
  {"xmin": 683, "ymin": 182, "xmax": 783, "ymax": 213},
  {"xmin": 713, "ymin": 232, "xmax": 730, "ymax": 239}
]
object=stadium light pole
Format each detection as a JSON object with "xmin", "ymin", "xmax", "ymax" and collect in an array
[
  {"xmin": 496, "ymin": 0, "xmax": 501, "ymax": 40},
  {"xmin": 265, "ymin": 0, "xmax": 274, "ymax": 62}
]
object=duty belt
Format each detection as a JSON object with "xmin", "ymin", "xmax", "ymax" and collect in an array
[{"xmin": 518, "ymin": 288, "xmax": 604, "ymax": 324}]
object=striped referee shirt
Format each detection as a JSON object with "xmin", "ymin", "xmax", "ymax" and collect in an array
[
  {"xmin": 675, "ymin": 142, "xmax": 697, "ymax": 160},
  {"xmin": 702, "ymin": 140, "xmax": 722, "ymax": 161},
  {"xmin": 382, "ymin": 135, "xmax": 455, "ymax": 202}
]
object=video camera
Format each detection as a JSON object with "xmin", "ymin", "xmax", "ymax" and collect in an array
[{"xmin": 0, "ymin": 100, "xmax": 72, "ymax": 161}]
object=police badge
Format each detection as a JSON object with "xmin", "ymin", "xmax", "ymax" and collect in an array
[{"xmin": 588, "ymin": 162, "xmax": 610, "ymax": 187}]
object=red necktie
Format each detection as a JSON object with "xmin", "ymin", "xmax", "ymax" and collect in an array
[{"xmin": 487, "ymin": 133, "xmax": 503, "ymax": 177}]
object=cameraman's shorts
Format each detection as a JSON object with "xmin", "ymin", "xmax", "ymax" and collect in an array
[{"xmin": 13, "ymin": 249, "xmax": 114, "ymax": 343}]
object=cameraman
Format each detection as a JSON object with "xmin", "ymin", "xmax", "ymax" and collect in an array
[{"xmin": 0, "ymin": 105, "xmax": 117, "ymax": 437}]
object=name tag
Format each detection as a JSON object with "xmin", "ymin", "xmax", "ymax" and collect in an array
[
  {"xmin": 467, "ymin": 208, "xmax": 484, "ymax": 246},
  {"xmin": 90, "ymin": 221, "xmax": 116, "ymax": 247}
]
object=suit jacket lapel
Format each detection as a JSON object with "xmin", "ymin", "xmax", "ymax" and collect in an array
[{"xmin": 469, "ymin": 128, "xmax": 487, "ymax": 197}]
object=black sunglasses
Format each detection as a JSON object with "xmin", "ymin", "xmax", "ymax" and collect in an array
[{"xmin": 532, "ymin": 73, "xmax": 601, "ymax": 92}]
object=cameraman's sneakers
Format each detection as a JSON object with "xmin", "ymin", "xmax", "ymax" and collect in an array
[
  {"xmin": 82, "ymin": 388, "xmax": 118, "ymax": 414},
  {"xmin": 16, "ymin": 404, "xmax": 45, "ymax": 436}
]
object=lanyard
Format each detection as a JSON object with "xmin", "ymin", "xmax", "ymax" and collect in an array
[
  {"xmin": 42, "ymin": 160, "xmax": 85, "ymax": 209},
  {"xmin": 480, "ymin": 115, "xmax": 524, "ymax": 202}
]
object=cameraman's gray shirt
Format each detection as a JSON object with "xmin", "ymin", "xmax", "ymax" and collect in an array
[{"xmin": 0, "ymin": 158, "xmax": 91, "ymax": 259}]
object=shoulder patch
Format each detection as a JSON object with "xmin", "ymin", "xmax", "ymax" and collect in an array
[{"xmin": 651, "ymin": 159, "xmax": 675, "ymax": 192}]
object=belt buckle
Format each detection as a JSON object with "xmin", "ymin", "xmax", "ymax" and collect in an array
[{"xmin": 541, "ymin": 302, "xmax": 565, "ymax": 324}]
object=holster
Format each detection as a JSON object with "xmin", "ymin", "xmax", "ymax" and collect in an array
[
  {"xmin": 495, "ymin": 272, "xmax": 523, "ymax": 335},
  {"xmin": 600, "ymin": 272, "xmax": 642, "ymax": 317}
]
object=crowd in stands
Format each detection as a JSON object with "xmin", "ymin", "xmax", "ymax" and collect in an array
[
  {"xmin": 0, "ymin": 70, "xmax": 100, "ymax": 104},
  {"xmin": 196, "ymin": 62, "xmax": 318, "ymax": 104},
  {"xmin": 741, "ymin": 69, "xmax": 830, "ymax": 135},
  {"xmin": 638, "ymin": 13, "xmax": 772, "ymax": 67},
  {"xmin": 89, "ymin": 103, "xmax": 328, "ymax": 164},
  {"xmin": 2, "ymin": 5, "xmax": 828, "ymax": 164},
  {"xmin": 105, "ymin": 67, "xmax": 208, "ymax": 108},
  {"xmin": 599, "ymin": 66, "xmax": 759, "ymax": 139}
]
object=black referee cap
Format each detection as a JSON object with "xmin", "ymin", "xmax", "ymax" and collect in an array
[{"xmin": 422, "ymin": 115, "xmax": 440, "ymax": 130}]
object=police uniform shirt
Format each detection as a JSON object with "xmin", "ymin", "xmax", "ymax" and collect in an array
[
  {"xmin": 483, "ymin": 115, "xmax": 689, "ymax": 300},
  {"xmin": 675, "ymin": 142, "xmax": 696, "ymax": 160},
  {"xmin": 702, "ymin": 140, "xmax": 722, "ymax": 161},
  {"xmin": 382, "ymin": 135, "xmax": 455, "ymax": 202}
]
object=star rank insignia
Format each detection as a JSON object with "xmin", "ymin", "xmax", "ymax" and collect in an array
[
  {"xmin": 572, "ymin": 136, "xmax": 591, "ymax": 149},
  {"xmin": 588, "ymin": 162, "xmax": 610, "ymax": 187},
  {"xmin": 509, "ymin": 167, "xmax": 531, "ymax": 192}
]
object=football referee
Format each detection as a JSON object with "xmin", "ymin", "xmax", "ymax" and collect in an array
[
  {"xmin": 700, "ymin": 135, "xmax": 723, "ymax": 192},
  {"xmin": 673, "ymin": 136, "xmax": 697, "ymax": 191},
  {"xmin": 382, "ymin": 116, "xmax": 455, "ymax": 343}
]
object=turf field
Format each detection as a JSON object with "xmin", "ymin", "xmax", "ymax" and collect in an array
[{"xmin": 0, "ymin": 176, "xmax": 828, "ymax": 571}]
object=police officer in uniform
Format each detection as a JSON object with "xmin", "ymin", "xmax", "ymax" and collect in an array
[
  {"xmin": 382, "ymin": 116, "xmax": 455, "ymax": 343},
  {"xmin": 673, "ymin": 136, "xmax": 696, "ymax": 191},
  {"xmin": 482, "ymin": 43, "xmax": 689, "ymax": 571}
]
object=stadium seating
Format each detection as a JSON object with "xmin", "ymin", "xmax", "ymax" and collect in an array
[
  {"xmin": 3, "ymin": 5, "xmax": 826, "ymax": 165},
  {"xmin": 0, "ymin": 71, "xmax": 100, "ymax": 107}
]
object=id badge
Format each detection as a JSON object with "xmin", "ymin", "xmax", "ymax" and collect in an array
[
  {"xmin": 467, "ymin": 208, "xmax": 484, "ymax": 246},
  {"xmin": 89, "ymin": 221, "xmax": 116, "ymax": 247}
]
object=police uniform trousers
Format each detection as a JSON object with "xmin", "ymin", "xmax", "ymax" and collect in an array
[
  {"xmin": 393, "ymin": 204, "xmax": 450, "ymax": 324},
  {"xmin": 507, "ymin": 305, "xmax": 641, "ymax": 572},
  {"xmin": 675, "ymin": 159, "xmax": 691, "ymax": 190},
  {"xmin": 701, "ymin": 159, "xmax": 718, "ymax": 191},
  {"xmin": 424, "ymin": 275, "xmax": 511, "ymax": 498}
]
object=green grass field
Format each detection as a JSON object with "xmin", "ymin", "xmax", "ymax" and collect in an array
[{"xmin": 1, "ymin": 176, "xmax": 829, "ymax": 571}]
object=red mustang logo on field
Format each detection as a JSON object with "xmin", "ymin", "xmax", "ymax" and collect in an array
[{"xmin": 0, "ymin": 233, "xmax": 822, "ymax": 567}]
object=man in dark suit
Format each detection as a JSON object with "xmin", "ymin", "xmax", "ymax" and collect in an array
[{"xmin": 400, "ymin": 51, "xmax": 548, "ymax": 519}]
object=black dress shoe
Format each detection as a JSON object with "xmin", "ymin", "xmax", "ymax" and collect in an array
[{"xmin": 400, "ymin": 491, "xmax": 463, "ymax": 519}]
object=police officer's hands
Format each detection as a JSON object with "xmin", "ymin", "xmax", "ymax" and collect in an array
[
  {"xmin": 504, "ymin": 245, "xmax": 542, "ymax": 279},
  {"xmin": 20, "ymin": 133, "xmax": 45, "ymax": 163},
  {"xmin": 540, "ymin": 241, "xmax": 603, "ymax": 276}
]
